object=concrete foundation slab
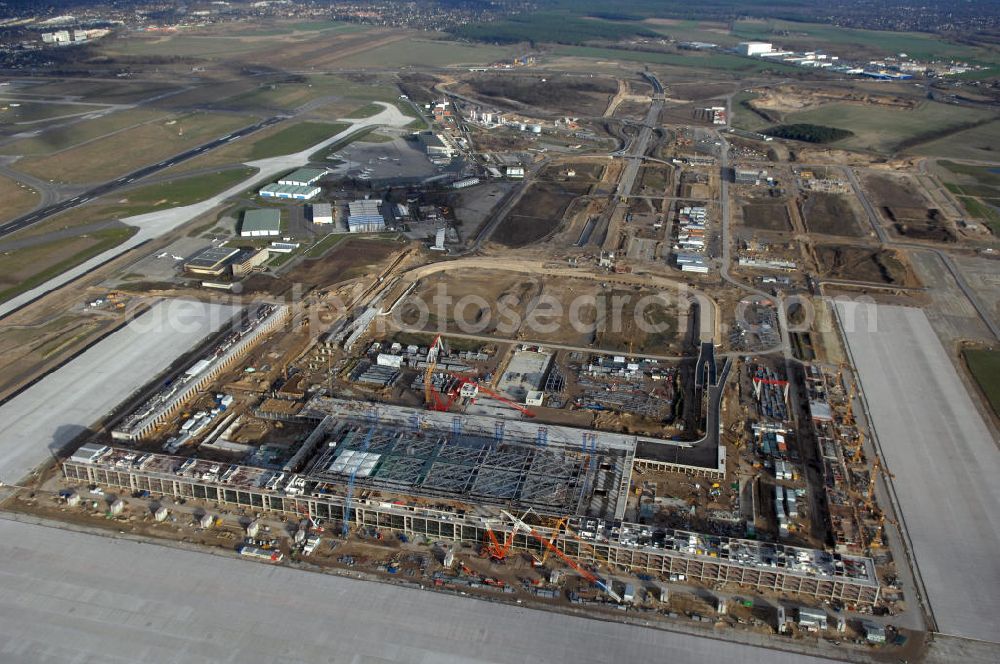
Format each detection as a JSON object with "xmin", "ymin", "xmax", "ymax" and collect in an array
[{"xmin": 0, "ymin": 299, "xmax": 239, "ymax": 484}]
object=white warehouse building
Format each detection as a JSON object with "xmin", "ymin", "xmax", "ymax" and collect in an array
[
  {"xmin": 259, "ymin": 183, "xmax": 320, "ymax": 200},
  {"xmin": 311, "ymin": 202, "xmax": 333, "ymax": 225},
  {"xmin": 739, "ymin": 41, "xmax": 773, "ymax": 56},
  {"xmin": 347, "ymin": 199, "xmax": 386, "ymax": 233}
]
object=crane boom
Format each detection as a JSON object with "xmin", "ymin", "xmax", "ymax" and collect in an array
[
  {"xmin": 483, "ymin": 524, "xmax": 513, "ymax": 561},
  {"xmin": 501, "ymin": 510, "xmax": 621, "ymax": 602},
  {"xmin": 342, "ymin": 409, "xmax": 378, "ymax": 536},
  {"xmin": 424, "ymin": 335, "xmax": 444, "ymax": 410}
]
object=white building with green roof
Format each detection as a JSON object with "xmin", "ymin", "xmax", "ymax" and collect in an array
[{"xmin": 240, "ymin": 209, "xmax": 281, "ymax": 237}]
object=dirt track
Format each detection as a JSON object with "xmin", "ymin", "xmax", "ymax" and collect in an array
[{"xmin": 398, "ymin": 256, "xmax": 718, "ymax": 342}]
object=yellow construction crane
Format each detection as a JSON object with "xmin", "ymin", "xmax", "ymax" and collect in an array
[
  {"xmin": 865, "ymin": 456, "xmax": 894, "ymax": 512},
  {"xmin": 851, "ymin": 432, "xmax": 865, "ymax": 464},
  {"xmin": 424, "ymin": 334, "xmax": 445, "ymax": 409},
  {"xmin": 539, "ymin": 517, "xmax": 567, "ymax": 564}
]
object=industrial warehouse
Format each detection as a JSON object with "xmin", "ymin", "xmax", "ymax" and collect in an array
[
  {"xmin": 239, "ymin": 209, "xmax": 282, "ymax": 237},
  {"xmin": 258, "ymin": 168, "xmax": 326, "ymax": 200}
]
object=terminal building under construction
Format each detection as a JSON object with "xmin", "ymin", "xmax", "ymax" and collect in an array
[{"xmin": 65, "ymin": 396, "xmax": 880, "ymax": 606}]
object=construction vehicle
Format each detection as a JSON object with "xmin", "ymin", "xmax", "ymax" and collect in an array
[{"xmin": 502, "ymin": 510, "xmax": 622, "ymax": 603}]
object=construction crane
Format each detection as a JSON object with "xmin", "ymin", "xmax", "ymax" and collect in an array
[
  {"xmin": 851, "ymin": 432, "xmax": 866, "ymax": 464},
  {"xmin": 482, "ymin": 523, "xmax": 514, "ymax": 561},
  {"xmin": 864, "ymin": 456, "xmax": 894, "ymax": 513},
  {"xmin": 539, "ymin": 517, "xmax": 567, "ymax": 564},
  {"xmin": 342, "ymin": 409, "xmax": 378, "ymax": 536},
  {"xmin": 464, "ymin": 379, "xmax": 537, "ymax": 418},
  {"xmin": 501, "ymin": 510, "xmax": 622, "ymax": 603},
  {"xmin": 424, "ymin": 335, "xmax": 448, "ymax": 411}
]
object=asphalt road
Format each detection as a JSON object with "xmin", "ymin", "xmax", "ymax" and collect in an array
[{"xmin": 0, "ymin": 115, "xmax": 284, "ymax": 239}]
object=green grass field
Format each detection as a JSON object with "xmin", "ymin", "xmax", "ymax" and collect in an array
[
  {"xmin": 0, "ymin": 108, "xmax": 169, "ymax": 156},
  {"xmin": 934, "ymin": 161, "xmax": 1000, "ymax": 233},
  {"xmin": 0, "ymin": 175, "xmax": 39, "ymax": 223},
  {"xmin": 956, "ymin": 197, "xmax": 1000, "ymax": 234},
  {"xmin": 304, "ymin": 233, "xmax": 348, "ymax": 258},
  {"xmin": 12, "ymin": 79, "xmax": 179, "ymax": 104},
  {"xmin": 939, "ymin": 161, "xmax": 1000, "ymax": 187},
  {"xmin": 308, "ymin": 125, "xmax": 398, "ymax": 161},
  {"xmin": 913, "ymin": 120, "xmax": 1000, "ymax": 161},
  {"xmin": 731, "ymin": 91, "xmax": 771, "ymax": 130},
  {"xmin": 346, "ymin": 103, "xmax": 384, "ymax": 118},
  {"xmin": 963, "ymin": 348, "xmax": 1000, "ymax": 418},
  {"xmin": 357, "ymin": 131, "xmax": 397, "ymax": 144},
  {"xmin": 86, "ymin": 167, "xmax": 258, "ymax": 219},
  {"xmin": 0, "ymin": 100, "xmax": 106, "ymax": 124},
  {"xmin": 0, "ymin": 226, "xmax": 137, "ymax": 304},
  {"xmin": 225, "ymin": 75, "xmax": 357, "ymax": 111},
  {"xmin": 334, "ymin": 38, "xmax": 516, "ymax": 68},
  {"xmin": 784, "ymin": 102, "xmax": 995, "ymax": 154},
  {"xmin": 14, "ymin": 112, "xmax": 255, "ymax": 183},
  {"xmin": 642, "ymin": 19, "xmax": 739, "ymax": 46},
  {"xmin": 249, "ymin": 121, "xmax": 350, "ymax": 160},
  {"xmin": 553, "ymin": 45, "xmax": 801, "ymax": 73},
  {"xmin": 104, "ymin": 35, "xmax": 267, "ymax": 58},
  {"xmin": 220, "ymin": 20, "xmax": 364, "ymax": 37}
]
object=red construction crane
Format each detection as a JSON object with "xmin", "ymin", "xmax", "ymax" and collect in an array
[
  {"xmin": 466, "ymin": 379, "xmax": 537, "ymax": 418},
  {"xmin": 426, "ymin": 371, "xmax": 537, "ymax": 418},
  {"xmin": 501, "ymin": 510, "xmax": 621, "ymax": 602},
  {"xmin": 482, "ymin": 524, "xmax": 513, "ymax": 561}
]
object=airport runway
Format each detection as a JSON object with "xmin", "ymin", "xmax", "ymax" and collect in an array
[
  {"xmin": 0, "ymin": 116, "xmax": 284, "ymax": 239},
  {"xmin": 0, "ymin": 300, "xmax": 240, "ymax": 484},
  {"xmin": 836, "ymin": 302, "xmax": 1000, "ymax": 643},
  {"xmin": 0, "ymin": 518, "xmax": 843, "ymax": 664}
]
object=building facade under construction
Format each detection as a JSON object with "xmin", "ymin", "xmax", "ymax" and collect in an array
[{"xmin": 65, "ymin": 398, "xmax": 879, "ymax": 606}]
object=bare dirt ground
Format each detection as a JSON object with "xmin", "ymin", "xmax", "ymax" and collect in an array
[
  {"xmin": 800, "ymin": 192, "xmax": 865, "ymax": 237},
  {"xmin": 457, "ymin": 73, "xmax": 618, "ymax": 117},
  {"xmin": 493, "ymin": 180, "xmax": 592, "ymax": 247},
  {"xmin": 741, "ymin": 203, "xmax": 791, "ymax": 232},
  {"xmin": 243, "ymin": 237, "xmax": 406, "ymax": 297},
  {"xmin": 396, "ymin": 268, "xmax": 683, "ymax": 354},
  {"xmin": 815, "ymin": 244, "xmax": 920, "ymax": 286},
  {"xmin": 862, "ymin": 172, "xmax": 956, "ymax": 242},
  {"xmin": 749, "ymin": 84, "xmax": 916, "ymax": 118}
]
